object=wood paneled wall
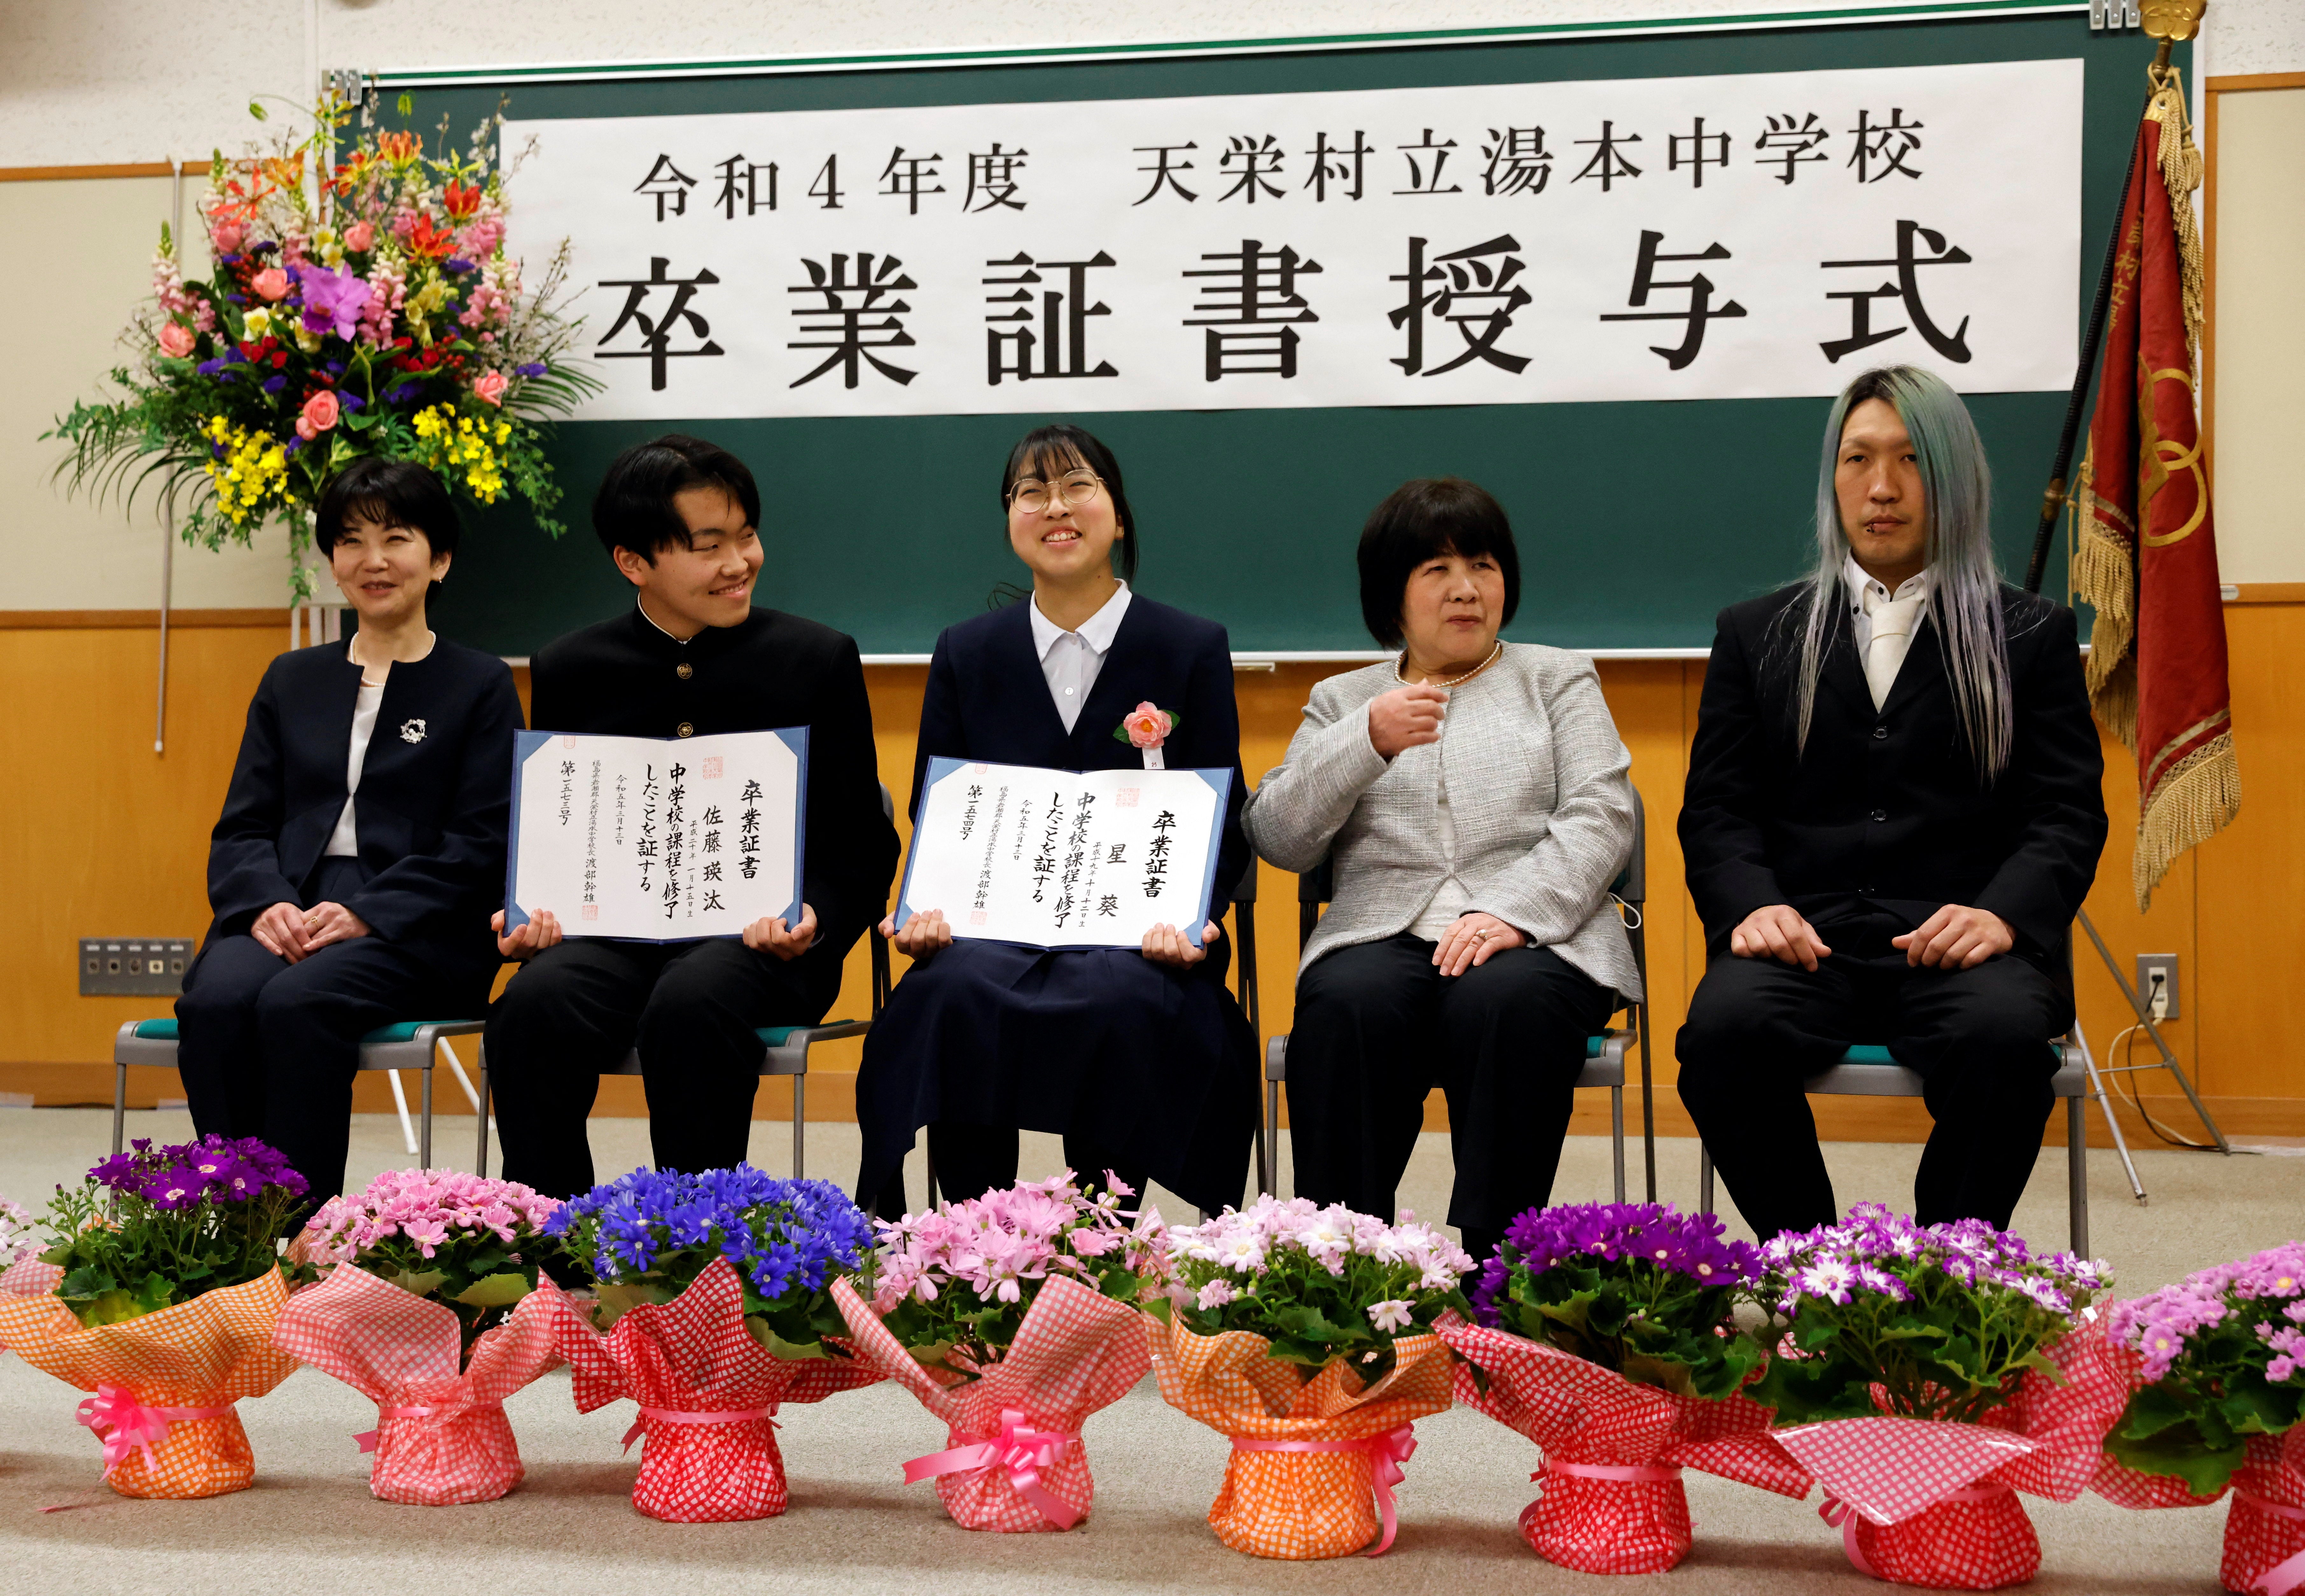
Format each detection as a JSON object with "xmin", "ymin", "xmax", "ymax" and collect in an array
[{"xmin": 6, "ymin": 605, "xmax": 2297, "ymax": 1145}]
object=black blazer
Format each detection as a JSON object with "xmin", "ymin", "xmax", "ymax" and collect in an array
[
  {"xmin": 207, "ymin": 638, "xmax": 523, "ymax": 976},
  {"xmin": 911, "ymin": 593, "xmax": 1251, "ymax": 907},
  {"xmin": 1679, "ymin": 582, "xmax": 2107, "ymax": 975},
  {"xmin": 530, "ymin": 605, "xmax": 899, "ymax": 960}
]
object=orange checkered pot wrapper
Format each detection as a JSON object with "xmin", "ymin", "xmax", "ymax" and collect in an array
[
  {"xmin": 1148, "ymin": 1313, "xmax": 1454, "ymax": 1559},
  {"xmin": 1772, "ymin": 1324, "xmax": 2133, "ymax": 1590},
  {"xmin": 1438, "ymin": 1313, "xmax": 1810, "ymax": 1574},
  {"xmin": 0, "ymin": 1258, "xmax": 296, "ymax": 1498},
  {"xmin": 534, "ymin": 1253, "xmax": 881, "ymax": 1522},
  {"xmin": 830, "ymin": 1272, "xmax": 1148, "ymax": 1532},
  {"xmin": 272, "ymin": 1263, "xmax": 571, "ymax": 1506}
]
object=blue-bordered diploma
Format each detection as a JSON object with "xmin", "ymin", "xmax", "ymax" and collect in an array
[
  {"xmin": 894, "ymin": 757, "xmax": 1232, "ymax": 950},
  {"xmin": 505, "ymin": 728, "xmax": 808, "ymax": 941}
]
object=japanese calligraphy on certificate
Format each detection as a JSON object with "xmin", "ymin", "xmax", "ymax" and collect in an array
[
  {"xmin": 505, "ymin": 57, "xmax": 2080, "ymax": 418},
  {"xmin": 506, "ymin": 728, "xmax": 807, "ymax": 941},
  {"xmin": 896, "ymin": 758, "xmax": 1232, "ymax": 950}
]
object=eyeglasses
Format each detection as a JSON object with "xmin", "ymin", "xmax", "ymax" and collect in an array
[{"xmin": 1008, "ymin": 471, "xmax": 1103, "ymax": 516}]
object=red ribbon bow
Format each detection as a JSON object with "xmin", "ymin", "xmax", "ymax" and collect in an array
[
  {"xmin": 73, "ymin": 1383, "xmax": 228, "ymax": 1477},
  {"xmin": 1232, "ymin": 1422, "xmax": 1420, "ymax": 1556},
  {"xmin": 903, "ymin": 1407, "xmax": 1081, "ymax": 1529}
]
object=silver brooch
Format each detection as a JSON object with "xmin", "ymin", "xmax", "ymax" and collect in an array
[{"xmin": 399, "ymin": 718, "xmax": 428, "ymax": 745}]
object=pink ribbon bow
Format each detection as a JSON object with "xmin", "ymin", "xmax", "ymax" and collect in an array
[
  {"xmin": 1231, "ymin": 1423, "xmax": 1420, "ymax": 1556},
  {"xmin": 1543, "ymin": 1460, "xmax": 1685, "ymax": 1485},
  {"xmin": 2242, "ymin": 1493, "xmax": 2305, "ymax": 1596},
  {"xmin": 74, "ymin": 1383, "xmax": 229, "ymax": 1477},
  {"xmin": 1820, "ymin": 1480, "xmax": 2012, "ymax": 1580},
  {"xmin": 903, "ymin": 1407, "xmax": 1082, "ymax": 1529},
  {"xmin": 619, "ymin": 1404, "xmax": 777, "ymax": 1453}
]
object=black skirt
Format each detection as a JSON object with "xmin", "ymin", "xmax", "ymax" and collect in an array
[{"xmin": 853, "ymin": 939, "xmax": 1257, "ymax": 1214}]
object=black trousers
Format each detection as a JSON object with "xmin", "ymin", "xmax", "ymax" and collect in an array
[
  {"xmin": 1285, "ymin": 934, "xmax": 1616, "ymax": 1261},
  {"xmin": 484, "ymin": 937, "xmax": 838, "ymax": 1199},
  {"xmin": 1675, "ymin": 929, "xmax": 2069, "ymax": 1241},
  {"xmin": 176, "ymin": 858, "xmax": 480, "ymax": 1214}
]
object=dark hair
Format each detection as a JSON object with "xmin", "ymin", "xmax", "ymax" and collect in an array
[
  {"xmin": 1355, "ymin": 477, "xmax": 1522, "ymax": 648},
  {"xmin": 997, "ymin": 423, "xmax": 1139, "ymax": 583},
  {"xmin": 592, "ymin": 434, "xmax": 762, "ymax": 563},
  {"xmin": 315, "ymin": 457, "xmax": 460, "ymax": 559}
]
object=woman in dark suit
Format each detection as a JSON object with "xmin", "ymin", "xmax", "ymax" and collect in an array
[
  {"xmin": 854, "ymin": 423, "xmax": 1256, "ymax": 1217},
  {"xmin": 176, "ymin": 457, "xmax": 522, "ymax": 1210}
]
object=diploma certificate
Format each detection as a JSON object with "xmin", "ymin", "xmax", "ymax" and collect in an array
[
  {"xmin": 506, "ymin": 728, "xmax": 807, "ymax": 941},
  {"xmin": 894, "ymin": 757, "xmax": 1231, "ymax": 950}
]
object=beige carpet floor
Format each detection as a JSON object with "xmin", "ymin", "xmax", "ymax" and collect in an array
[{"xmin": 0, "ymin": 1107, "xmax": 2293, "ymax": 1595}]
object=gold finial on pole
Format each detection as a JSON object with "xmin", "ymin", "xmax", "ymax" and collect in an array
[{"xmin": 2140, "ymin": 0, "xmax": 2207, "ymax": 70}]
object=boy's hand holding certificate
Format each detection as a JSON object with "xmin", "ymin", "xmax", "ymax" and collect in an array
[
  {"xmin": 505, "ymin": 728, "xmax": 808, "ymax": 942},
  {"xmin": 895, "ymin": 757, "xmax": 1231, "ymax": 950}
]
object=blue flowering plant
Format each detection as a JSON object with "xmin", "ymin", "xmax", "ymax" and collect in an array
[
  {"xmin": 1469, "ymin": 1202, "xmax": 1766, "ymax": 1400},
  {"xmin": 1747, "ymin": 1203, "xmax": 2109, "ymax": 1425},
  {"xmin": 39, "ymin": 1136, "xmax": 308, "ymax": 1327},
  {"xmin": 546, "ymin": 1166, "xmax": 874, "ymax": 1361}
]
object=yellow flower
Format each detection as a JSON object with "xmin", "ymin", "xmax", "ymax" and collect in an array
[
  {"xmin": 198, "ymin": 415, "xmax": 289, "ymax": 525},
  {"xmin": 241, "ymin": 307, "xmax": 273, "ymax": 341}
]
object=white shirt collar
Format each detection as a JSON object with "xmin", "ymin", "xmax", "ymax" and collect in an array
[
  {"xmin": 637, "ymin": 599, "xmax": 694, "ymax": 646},
  {"xmin": 1027, "ymin": 580, "xmax": 1132, "ymax": 661},
  {"xmin": 1841, "ymin": 554, "xmax": 1930, "ymax": 611}
]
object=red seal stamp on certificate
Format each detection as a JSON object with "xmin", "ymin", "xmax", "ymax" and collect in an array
[
  {"xmin": 700, "ymin": 757, "xmax": 724, "ymax": 779},
  {"xmin": 970, "ymin": 911, "xmax": 989, "ymax": 926},
  {"xmin": 581, "ymin": 904, "xmax": 599, "ymax": 921},
  {"xmin": 1115, "ymin": 789, "xmax": 1140, "ymax": 809}
]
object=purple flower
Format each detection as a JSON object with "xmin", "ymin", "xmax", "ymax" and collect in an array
[
  {"xmin": 296, "ymin": 263, "xmax": 373, "ymax": 343},
  {"xmin": 515, "ymin": 362, "xmax": 547, "ymax": 378},
  {"xmin": 261, "ymin": 374, "xmax": 287, "ymax": 394}
]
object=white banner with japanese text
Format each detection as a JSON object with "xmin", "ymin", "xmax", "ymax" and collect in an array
[{"xmin": 504, "ymin": 57, "xmax": 2081, "ymax": 417}]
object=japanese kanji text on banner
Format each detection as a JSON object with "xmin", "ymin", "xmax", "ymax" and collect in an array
[
  {"xmin": 506, "ymin": 728, "xmax": 806, "ymax": 942},
  {"xmin": 504, "ymin": 58, "xmax": 2081, "ymax": 418},
  {"xmin": 895, "ymin": 758, "xmax": 1231, "ymax": 950}
]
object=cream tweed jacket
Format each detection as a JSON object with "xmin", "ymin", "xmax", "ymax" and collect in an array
[{"xmin": 1242, "ymin": 643, "xmax": 1642, "ymax": 1001}]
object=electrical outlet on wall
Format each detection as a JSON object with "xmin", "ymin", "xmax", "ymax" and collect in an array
[
  {"xmin": 2135, "ymin": 953, "xmax": 2180, "ymax": 1021},
  {"xmin": 79, "ymin": 938, "xmax": 195, "ymax": 997}
]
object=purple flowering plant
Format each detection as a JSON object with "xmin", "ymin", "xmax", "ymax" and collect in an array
[
  {"xmin": 2101, "ymin": 1242, "xmax": 2305, "ymax": 1495},
  {"xmin": 39, "ymin": 1136, "xmax": 308, "ymax": 1328},
  {"xmin": 1469, "ymin": 1202, "xmax": 1765, "ymax": 1400},
  {"xmin": 1747, "ymin": 1203, "xmax": 2108, "ymax": 1426},
  {"xmin": 545, "ymin": 1166, "xmax": 874, "ymax": 1360}
]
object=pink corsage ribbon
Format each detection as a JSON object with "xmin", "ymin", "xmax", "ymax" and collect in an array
[
  {"xmin": 1541, "ymin": 1460, "xmax": 1684, "ymax": 1484},
  {"xmin": 902, "ymin": 1407, "xmax": 1082, "ymax": 1529},
  {"xmin": 73, "ymin": 1384, "xmax": 230, "ymax": 1477},
  {"xmin": 353, "ymin": 1400, "xmax": 505, "ymax": 1453},
  {"xmin": 2238, "ymin": 1492, "xmax": 2305, "ymax": 1596},
  {"xmin": 620, "ymin": 1403, "xmax": 777, "ymax": 1453},
  {"xmin": 1231, "ymin": 1423, "xmax": 1419, "ymax": 1557},
  {"xmin": 1820, "ymin": 1480, "xmax": 2013, "ymax": 1581}
]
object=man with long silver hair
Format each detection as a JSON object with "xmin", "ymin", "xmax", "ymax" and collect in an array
[{"xmin": 1675, "ymin": 365, "xmax": 2107, "ymax": 1240}]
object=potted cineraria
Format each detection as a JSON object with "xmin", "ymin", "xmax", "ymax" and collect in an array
[{"xmin": 831, "ymin": 1171, "xmax": 1168, "ymax": 1532}]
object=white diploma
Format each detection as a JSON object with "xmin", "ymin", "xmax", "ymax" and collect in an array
[
  {"xmin": 895, "ymin": 758, "xmax": 1232, "ymax": 950},
  {"xmin": 506, "ymin": 728, "xmax": 806, "ymax": 941}
]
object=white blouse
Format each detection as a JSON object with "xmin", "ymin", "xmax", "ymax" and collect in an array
[{"xmin": 324, "ymin": 676, "xmax": 386, "ymax": 858}]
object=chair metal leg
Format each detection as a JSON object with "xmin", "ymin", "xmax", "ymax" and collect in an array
[
  {"xmin": 475, "ymin": 1042, "xmax": 491, "ymax": 1178},
  {"xmin": 2067, "ymin": 1094, "xmax": 2090, "ymax": 1258},
  {"xmin": 436, "ymin": 1038, "xmax": 482, "ymax": 1112},
  {"xmin": 113, "ymin": 1059, "xmax": 128, "ymax": 1157},
  {"xmin": 420, "ymin": 1064, "xmax": 433, "ymax": 1168},
  {"xmin": 1610, "ymin": 1084, "xmax": 1626, "ymax": 1203},
  {"xmin": 1699, "ymin": 1146, "xmax": 1715, "ymax": 1216},
  {"xmin": 385, "ymin": 1070, "xmax": 418, "ymax": 1157},
  {"xmin": 1265, "ymin": 1077, "xmax": 1281, "ymax": 1199},
  {"xmin": 793, "ymin": 1072, "xmax": 806, "ymax": 1180}
]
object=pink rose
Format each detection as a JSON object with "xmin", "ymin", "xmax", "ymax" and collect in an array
[
  {"xmin": 342, "ymin": 221, "xmax": 375, "ymax": 253},
  {"xmin": 1122, "ymin": 701, "xmax": 1174, "ymax": 749},
  {"xmin": 252, "ymin": 267, "xmax": 289, "ymax": 302},
  {"xmin": 294, "ymin": 415, "xmax": 318, "ymax": 442},
  {"xmin": 156, "ymin": 323, "xmax": 195, "ymax": 358},
  {"xmin": 472, "ymin": 369, "xmax": 509, "ymax": 407},
  {"xmin": 211, "ymin": 218, "xmax": 245, "ymax": 254},
  {"xmin": 300, "ymin": 390, "xmax": 340, "ymax": 435}
]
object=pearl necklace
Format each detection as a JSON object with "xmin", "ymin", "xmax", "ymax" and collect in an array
[{"xmin": 1394, "ymin": 640, "xmax": 1503, "ymax": 689}]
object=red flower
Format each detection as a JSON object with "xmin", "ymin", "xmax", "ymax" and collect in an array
[
  {"xmin": 404, "ymin": 215, "xmax": 456, "ymax": 259},
  {"xmin": 443, "ymin": 179, "xmax": 482, "ymax": 219}
]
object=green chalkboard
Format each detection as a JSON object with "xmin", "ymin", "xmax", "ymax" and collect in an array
[{"xmin": 405, "ymin": 15, "xmax": 2174, "ymax": 658}]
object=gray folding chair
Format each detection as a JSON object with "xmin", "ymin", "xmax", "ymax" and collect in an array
[
  {"xmin": 1696, "ymin": 1042, "xmax": 2093, "ymax": 1253},
  {"xmin": 112, "ymin": 1017, "xmax": 484, "ymax": 1167},
  {"xmin": 1262, "ymin": 788, "xmax": 1654, "ymax": 1204}
]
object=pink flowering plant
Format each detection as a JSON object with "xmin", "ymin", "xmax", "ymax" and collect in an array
[
  {"xmin": 0, "ymin": 1195, "xmax": 38, "ymax": 1272},
  {"xmin": 49, "ymin": 88, "xmax": 598, "ymax": 597},
  {"xmin": 865, "ymin": 1172, "xmax": 1168, "ymax": 1377},
  {"xmin": 1470, "ymin": 1202, "xmax": 1765, "ymax": 1399},
  {"xmin": 1748, "ymin": 1203, "xmax": 2109, "ymax": 1425},
  {"xmin": 1166, "ymin": 1195, "xmax": 1475, "ymax": 1379},
  {"xmin": 2102, "ymin": 1243, "xmax": 2305, "ymax": 1495},
  {"xmin": 291, "ymin": 1169, "xmax": 562, "ymax": 1366}
]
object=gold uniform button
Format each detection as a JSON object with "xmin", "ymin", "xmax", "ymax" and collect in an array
[
  {"xmin": 676, "ymin": 722, "xmax": 695, "ymax": 738},
  {"xmin": 676, "ymin": 662, "xmax": 693, "ymax": 680}
]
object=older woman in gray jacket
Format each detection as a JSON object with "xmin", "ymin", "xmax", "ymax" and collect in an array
[{"xmin": 1243, "ymin": 478, "xmax": 1642, "ymax": 1264}]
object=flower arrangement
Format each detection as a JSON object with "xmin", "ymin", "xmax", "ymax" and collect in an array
[
  {"xmin": 0, "ymin": 1195, "xmax": 39, "ymax": 1275},
  {"xmin": 1445, "ymin": 1202, "xmax": 1804, "ymax": 1575},
  {"xmin": 1148, "ymin": 1198, "xmax": 1472, "ymax": 1559},
  {"xmin": 831, "ymin": 1173, "xmax": 1167, "ymax": 1532},
  {"xmin": 49, "ymin": 89, "xmax": 599, "ymax": 597},
  {"xmin": 534, "ymin": 1166, "xmax": 883, "ymax": 1523},
  {"xmin": 274, "ymin": 1169, "xmax": 570, "ymax": 1506},
  {"xmin": 1750, "ymin": 1204, "xmax": 2125, "ymax": 1591},
  {"xmin": 0, "ymin": 1138, "xmax": 303, "ymax": 1497}
]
